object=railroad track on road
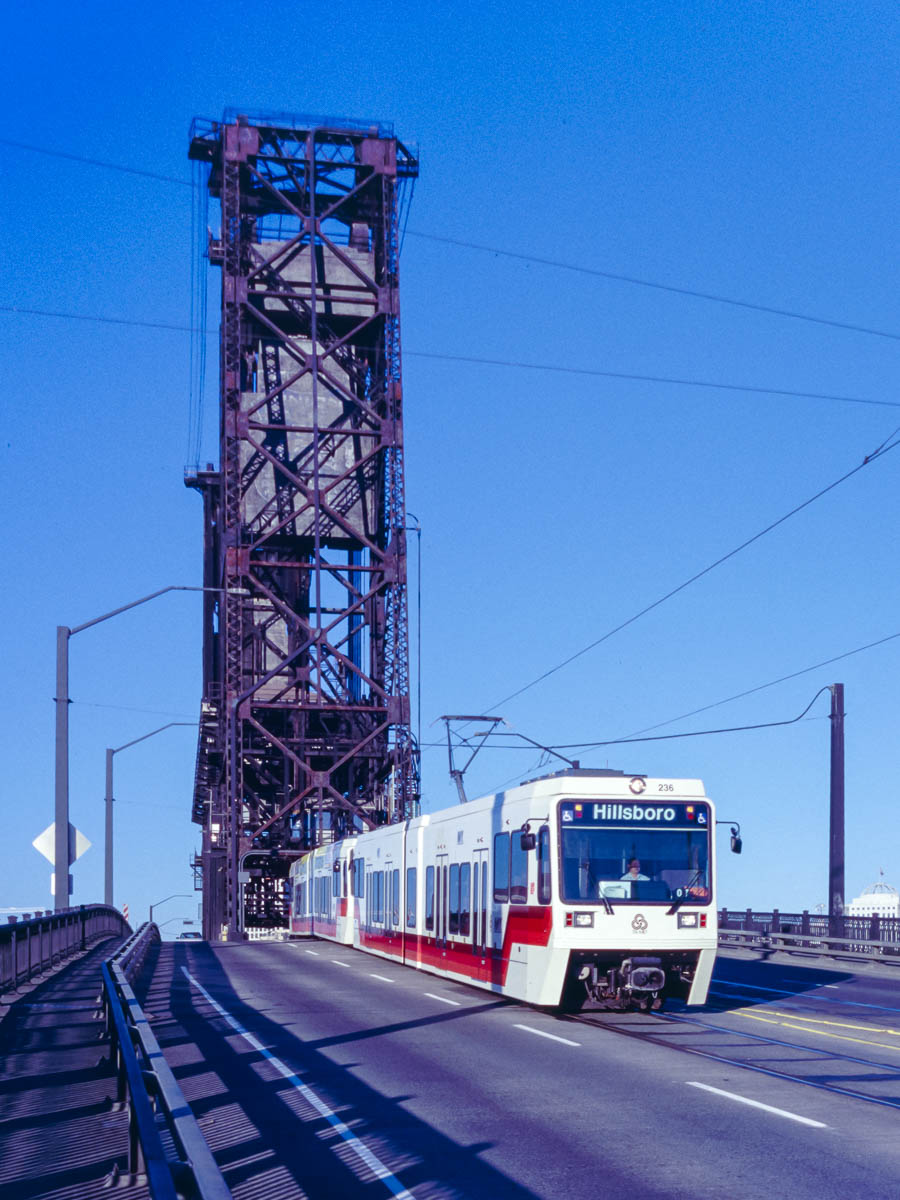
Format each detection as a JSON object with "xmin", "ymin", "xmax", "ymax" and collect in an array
[{"xmin": 564, "ymin": 984, "xmax": 900, "ymax": 1114}]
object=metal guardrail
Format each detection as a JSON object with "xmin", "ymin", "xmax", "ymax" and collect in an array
[
  {"xmin": 719, "ymin": 907, "xmax": 900, "ymax": 964},
  {"xmin": 0, "ymin": 904, "xmax": 129, "ymax": 994},
  {"xmin": 102, "ymin": 922, "xmax": 232, "ymax": 1200}
]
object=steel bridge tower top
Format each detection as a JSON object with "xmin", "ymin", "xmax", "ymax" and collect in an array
[{"xmin": 187, "ymin": 111, "xmax": 419, "ymax": 938}]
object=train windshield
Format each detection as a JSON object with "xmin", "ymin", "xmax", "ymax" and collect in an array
[{"xmin": 558, "ymin": 799, "xmax": 711, "ymax": 904}]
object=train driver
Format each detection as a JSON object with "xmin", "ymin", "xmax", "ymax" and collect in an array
[{"xmin": 621, "ymin": 858, "xmax": 649, "ymax": 881}]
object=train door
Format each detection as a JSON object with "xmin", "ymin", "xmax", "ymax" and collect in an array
[
  {"xmin": 472, "ymin": 849, "xmax": 489, "ymax": 955},
  {"xmin": 435, "ymin": 853, "xmax": 448, "ymax": 949}
]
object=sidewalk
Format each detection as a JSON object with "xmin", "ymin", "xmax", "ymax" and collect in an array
[{"xmin": 0, "ymin": 938, "xmax": 149, "ymax": 1199}]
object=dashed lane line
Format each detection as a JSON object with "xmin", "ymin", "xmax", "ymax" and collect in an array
[
  {"xmin": 304, "ymin": 949, "xmax": 319, "ymax": 956},
  {"xmin": 424, "ymin": 993, "xmax": 460, "ymax": 1006},
  {"xmin": 181, "ymin": 968, "xmax": 416, "ymax": 1200},
  {"xmin": 514, "ymin": 1024, "xmax": 580, "ymax": 1047},
  {"xmin": 331, "ymin": 960, "xmax": 353, "ymax": 968},
  {"xmin": 369, "ymin": 974, "xmax": 395, "ymax": 983},
  {"xmin": 687, "ymin": 1081, "xmax": 827, "ymax": 1128}
]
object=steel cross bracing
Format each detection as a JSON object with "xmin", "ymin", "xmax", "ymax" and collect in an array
[{"xmin": 187, "ymin": 114, "xmax": 420, "ymax": 938}]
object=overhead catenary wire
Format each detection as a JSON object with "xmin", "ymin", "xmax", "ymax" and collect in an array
[
  {"xmin": 2, "ymin": 136, "xmax": 898, "ymax": 343},
  {"xmin": 621, "ymin": 630, "xmax": 900, "ymax": 738},
  {"xmin": 481, "ymin": 430, "xmax": 900, "ymax": 714}
]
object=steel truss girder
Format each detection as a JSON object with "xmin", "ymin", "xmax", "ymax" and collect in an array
[{"xmin": 188, "ymin": 116, "xmax": 419, "ymax": 936}]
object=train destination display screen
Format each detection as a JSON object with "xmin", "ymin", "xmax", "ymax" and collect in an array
[{"xmin": 558, "ymin": 799, "xmax": 711, "ymax": 904}]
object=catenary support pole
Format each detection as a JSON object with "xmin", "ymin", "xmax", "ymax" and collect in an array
[{"xmin": 829, "ymin": 683, "xmax": 845, "ymax": 933}]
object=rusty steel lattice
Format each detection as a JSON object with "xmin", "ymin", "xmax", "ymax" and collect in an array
[{"xmin": 187, "ymin": 113, "xmax": 419, "ymax": 938}]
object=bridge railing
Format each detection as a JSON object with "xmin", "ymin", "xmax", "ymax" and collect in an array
[
  {"xmin": 0, "ymin": 904, "xmax": 129, "ymax": 994},
  {"xmin": 719, "ymin": 908, "xmax": 900, "ymax": 963},
  {"xmin": 102, "ymin": 922, "xmax": 232, "ymax": 1200}
]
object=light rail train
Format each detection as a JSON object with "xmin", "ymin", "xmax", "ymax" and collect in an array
[{"xmin": 288, "ymin": 767, "xmax": 719, "ymax": 1011}]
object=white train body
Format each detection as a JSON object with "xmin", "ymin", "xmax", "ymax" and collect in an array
[{"xmin": 288, "ymin": 768, "xmax": 717, "ymax": 1010}]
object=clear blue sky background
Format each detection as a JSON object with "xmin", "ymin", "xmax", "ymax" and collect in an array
[{"xmin": 1, "ymin": 2, "xmax": 897, "ymax": 930}]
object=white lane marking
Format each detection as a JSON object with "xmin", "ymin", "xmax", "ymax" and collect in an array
[
  {"xmin": 181, "ymin": 969, "xmax": 416, "ymax": 1199},
  {"xmin": 825, "ymin": 985, "xmax": 840, "ymax": 989},
  {"xmin": 514, "ymin": 1023, "xmax": 580, "ymax": 1047},
  {"xmin": 331, "ymin": 960, "xmax": 352, "ymax": 968},
  {"xmin": 687, "ymin": 1081, "xmax": 827, "ymax": 1128},
  {"xmin": 304, "ymin": 949, "xmax": 319, "ymax": 956},
  {"xmin": 369, "ymin": 974, "xmax": 395, "ymax": 983},
  {"xmin": 424, "ymin": 992, "xmax": 460, "ymax": 1006}
]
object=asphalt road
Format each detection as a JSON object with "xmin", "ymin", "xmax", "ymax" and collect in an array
[{"xmin": 143, "ymin": 941, "xmax": 900, "ymax": 1199}]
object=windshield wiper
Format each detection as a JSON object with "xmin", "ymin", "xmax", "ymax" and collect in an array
[{"xmin": 599, "ymin": 891, "xmax": 614, "ymax": 916}]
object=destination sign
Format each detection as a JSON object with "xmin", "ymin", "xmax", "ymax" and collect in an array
[{"xmin": 559, "ymin": 801, "xmax": 710, "ymax": 826}]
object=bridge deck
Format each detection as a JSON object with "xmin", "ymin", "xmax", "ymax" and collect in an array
[{"xmin": 0, "ymin": 939, "xmax": 148, "ymax": 1199}]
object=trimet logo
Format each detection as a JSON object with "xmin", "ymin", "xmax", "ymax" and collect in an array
[
  {"xmin": 629, "ymin": 777, "xmax": 647, "ymax": 795},
  {"xmin": 631, "ymin": 914, "xmax": 648, "ymax": 933}
]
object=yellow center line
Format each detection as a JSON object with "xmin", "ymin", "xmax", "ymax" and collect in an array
[
  {"xmin": 734, "ymin": 1009, "xmax": 900, "ymax": 1053},
  {"xmin": 731, "ymin": 1006, "xmax": 900, "ymax": 1037}
]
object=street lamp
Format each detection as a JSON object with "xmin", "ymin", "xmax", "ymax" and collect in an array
[
  {"xmin": 149, "ymin": 893, "xmax": 191, "ymax": 924},
  {"xmin": 104, "ymin": 722, "xmax": 197, "ymax": 906},
  {"xmin": 54, "ymin": 584, "xmax": 238, "ymax": 910}
]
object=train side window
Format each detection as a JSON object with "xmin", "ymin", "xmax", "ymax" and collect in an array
[
  {"xmin": 460, "ymin": 862, "xmax": 471, "ymax": 936},
  {"xmin": 406, "ymin": 867, "xmax": 417, "ymax": 927},
  {"xmin": 358, "ymin": 859, "xmax": 365, "ymax": 898},
  {"xmin": 537, "ymin": 825, "xmax": 552, "ymax": 905},
  {"xmin": 333, "ymin": 865, "xmax": 339, "ymax": 897},
  {"xmin": 392, "ymin": 869, "xmax": 400, "ymax": 927},
  {"xmin": 510, "ymin": 835, "xmax": 528, "ymax": 904},
  {"xmin": 493, "ymin": 832, "xmax": 510, "ymax": 902},
  {"xmin": 343, "ymin": 861, "xmax": 348, "ymax": 897},
  {"xmin": 425, "ymin": 866, "xmax": 435, "ymax": 931},
  {"xmin": 449, "ymin": 864, "xmax": 460, "ymax": 933},
  {"xmin": 367, "ymin": 872, "xmax": 372, "ymax": 923}
]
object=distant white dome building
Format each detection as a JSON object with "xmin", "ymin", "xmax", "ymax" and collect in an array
[{"xmin": 846, "ymin": 876, "xmax": 900, "ymax": 919}]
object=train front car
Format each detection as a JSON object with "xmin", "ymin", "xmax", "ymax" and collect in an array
[{"xmin": 547, "ymin": 770, "xmax": 716, "ymax": 1012}]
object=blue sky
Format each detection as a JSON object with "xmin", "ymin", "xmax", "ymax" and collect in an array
[{"xmin": 1, "ymin": 1, "xmax": 898, "ymax": 928}]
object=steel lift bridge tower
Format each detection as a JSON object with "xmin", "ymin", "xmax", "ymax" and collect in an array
[{"xmin": 187, "ymin": 112, "xmax": 419, "ymax": 939}]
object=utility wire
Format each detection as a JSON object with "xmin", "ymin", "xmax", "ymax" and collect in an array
[
  {"xmin": 2, "ymin": 136, "xmax": 897, "ymax": 344},
  {"xmin": 0, "ymin": 137, "xmax": 192, "ymax": 187},
  {"xmin": 407, "ymin": 350, "xmax": 900, "ymax": 410},
  {"xmin": 407, "ymin": 230, "xmax": 900, "ymax": 343},
  {"xmin": 0, "ymin": 304, "xmax": 894, "ymax": 412},
  {"xmin": 483, "ymin": 433, "xmax": 900, "ymax": 713},
  {"xmin": 622, "ymin": 630, "xmax": 900, "ymax": 738}
]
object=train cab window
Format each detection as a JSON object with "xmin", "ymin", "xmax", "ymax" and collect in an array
[
  {"xmin": 391, "ymin": 869, "xmax": 400, "ymax": 927},
  {"xmin": 510, "ymin": 835, "xmax": 528, "ymax": 904},
  {"xmin": 460, "ymin": 862, "xmax": 471, "ymax": 936},
  {"xmin": 537, "ymin": 825, "xmax": 552, "ymax": 905},
  {"xmin": 406, "ymin": 867, "xmax": 417, "ymax": 927},
  {"xmin": 357, "ymin": 859, "xmax": 365, "ymax": 898},
  {"xmin": 493, "ymin": 833, "xmax": 510, "ymax": 902},
  {"xmin": 332, "ymin": 865, "xmax": 339, "ymax": 897},
  {"xmin": 425, "ymin": 865, "xmax": 435, "ymax": 931},
  {"xmin": 448, "ymin": 864, "xmax": 460, "ymax": 933},
  {"xmin": 343, "ymin": 861, "xmax": 348, "ymax": 897}
]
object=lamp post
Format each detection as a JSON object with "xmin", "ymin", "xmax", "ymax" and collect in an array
[
  {"xmin": 54, "ymin": 585, "xmax": 234, "ymax": 911},
  {"xmin": 149, "ymin": 893, "xmax": 191, "ymax": 924},
  {"xmin": 105, "ymin": 722, "xmax": 197, "ymax": 906}
]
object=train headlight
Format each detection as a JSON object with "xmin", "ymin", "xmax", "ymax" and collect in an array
[
  {"xmin": 565, "ymin": 911, "xmax": 594, "ymax": 928},
  {"xmin": 677, "ymin": 912, "xmax": 698, "ymax": 928}
]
